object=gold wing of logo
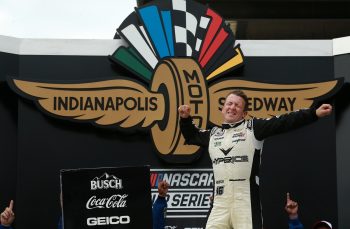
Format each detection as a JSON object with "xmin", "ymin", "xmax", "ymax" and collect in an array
[
  {"xmin": 11, "ymin": 79, "xmax": 165, "ymax": 128},
  {"xmin": 209, "ymin": 79, "xmax": 341, "ymax": 126}
]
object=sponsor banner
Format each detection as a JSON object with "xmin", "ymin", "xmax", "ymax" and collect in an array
[
  {"xmin": 151, "ymin": 168, "xmax": 213, "ymax": 229},
  {"xmin": 61, "ymin": 166, "xmax": 152, "ymax": 229}
]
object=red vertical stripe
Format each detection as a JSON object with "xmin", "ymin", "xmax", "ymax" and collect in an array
[
  {"xmin": 198, "ymin": 9, "xmax": 222, "ymax": 62},
  {"xmin": 150, "ymin": 173, "xmax": 157, "ymax": 187},
  {"xmin": 200, "ymin": 28, "xmax": 228, "ymax": 67}
]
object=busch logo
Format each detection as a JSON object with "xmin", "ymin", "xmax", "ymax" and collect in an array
[
  {"xmin": 86, "ymin": 194, "xmax": 128, "ymax": 209},
  {"xmin": 90, "ymin": 172, "xmax": 123, "ymax": 190}
]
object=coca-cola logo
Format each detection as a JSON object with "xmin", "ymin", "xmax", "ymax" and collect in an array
[{"xmin": 86, "ymin": 194, "xmax": 128, "ymax": 209}]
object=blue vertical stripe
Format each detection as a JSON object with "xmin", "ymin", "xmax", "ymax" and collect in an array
[
  {"xmin": 138, "ymin": 6, "xmax": 170, "ymax": 58},
  {"xmin": 161, "ymin": 11, "xmax": 174, "ymax": 57}
]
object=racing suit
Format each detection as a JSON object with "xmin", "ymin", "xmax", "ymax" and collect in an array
[
  {"xmin": 0, "ymin": 226, "xmax": 13, "ymax": 229},
  {"xmin": 180, "ymin": 108, "xmax": 318, "ymax": 229},
  {"xmin": 288, "ymin": 218, "xmax": 304, "ymax": 229},
  {"xmin": 152, "ymin": 195, "xmax": 167, "ymax": 229}
]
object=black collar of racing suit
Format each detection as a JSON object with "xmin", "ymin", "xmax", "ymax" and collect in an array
[{"xmin": 222, "ymin": 119, "xmax": 245, "ymax": 129}]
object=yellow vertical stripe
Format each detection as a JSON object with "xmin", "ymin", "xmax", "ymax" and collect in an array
[{"xmin": 206, "ymin": 47, "xmax": 244, "ymax": 80}]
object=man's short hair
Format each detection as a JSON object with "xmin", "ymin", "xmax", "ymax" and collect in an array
[
  {"xmin": 225, "ymin": 90, "xmax": 249, "ymax": 111},
  {"xmin": 312, "ymin": 221, "xmax": 332, "ymax": 229}
]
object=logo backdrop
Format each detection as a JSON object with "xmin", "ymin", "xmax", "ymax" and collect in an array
[
  {"xmin": 61, "ymin": 166, "xmax": 152, "ymax": 229},
  {"xmin": 151, "ymin": 168, "xmax": 213, "ymax": 229},
  {"xmin": 9, "ymin": 0, "xmax": 342, "ymax": 163}
]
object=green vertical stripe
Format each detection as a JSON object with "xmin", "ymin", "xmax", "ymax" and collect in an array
[{"xmin": 111, "ymin": 47, "xmax": 153, "ymax": 81}]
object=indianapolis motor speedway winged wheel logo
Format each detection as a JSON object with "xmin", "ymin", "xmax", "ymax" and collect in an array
[{"xmin": 8, "ymin": 0, "xmax": 342, "ymax": 163}]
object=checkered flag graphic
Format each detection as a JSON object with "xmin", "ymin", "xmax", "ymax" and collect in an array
[
  {"xmin": 113, "ymin": 0, "xmax": 243, "ymax": 81},
  {"xmin": 171, "ymin": 0, "xmax": 210, "ymax": 58},
  {"xmin": 194, "ymin": 15, "xmax": 211, "ymax": 59}
]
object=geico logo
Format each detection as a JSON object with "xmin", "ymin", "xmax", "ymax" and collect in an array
[
  {"xmin": 91, "ymin": 179, "xmax": 122, "ymax": 190},
  {"xmin": 213, "ymin": 155, "xmax": 249, "ymax": 165},
  {"xmin": 86, "ymin": 216, "xmax": 130, "ymax": 226},
  {"xmin": 165, "ymin": 226, "xmax": 177, "ymax": 229}
]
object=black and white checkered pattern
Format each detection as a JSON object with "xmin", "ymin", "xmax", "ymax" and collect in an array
[
  {"xmin": 194, "ymin": 15, "xmax": 210, "ymax": 59},
  {"xmin": 171, "ymin": 0, "xmax": 210, "ymax": 58}
]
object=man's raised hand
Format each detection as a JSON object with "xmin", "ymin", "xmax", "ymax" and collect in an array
[
  {"xmin": 158, "ymin": 180, "xmax": 169, "ymax": 197},
  {"xmin": 285, "ymin": 193, "xmax": 298, "ymax": 219},
  {"xmin": 0, "ymin": 200, "xmax": 15, "ymax": 227},
  {"xmin": 178, "ymin": 105, "xmax": 191, "ymax": 118},
  {"xmin": 316, "ymin": 104, "xmax": 332, "ymax": 118}
]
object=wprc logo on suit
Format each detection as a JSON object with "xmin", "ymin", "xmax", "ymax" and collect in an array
[{"xmin": 8, "ymin": 0, "xmax": 342, "ymax": 163}]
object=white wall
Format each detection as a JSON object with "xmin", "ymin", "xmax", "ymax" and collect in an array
[{"xmin": 0, "ymin": 0, "xmax": 136, "ymax": 39}]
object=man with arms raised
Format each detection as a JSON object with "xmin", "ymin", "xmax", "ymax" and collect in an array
[{"xmin": 178, "ymin": 90, "xmax": 332, "ymax": 229}]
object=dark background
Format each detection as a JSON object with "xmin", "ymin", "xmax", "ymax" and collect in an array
[
  {"xmin": 0, "ymin": 49, "xmax": 343, "ymax": 229},
  {"xmin": 334, "ymin": 55, "xmax": 350, "ymax": 229},
  {"xmin": 138, "ymin": 0, "xmax": 350, "ymax": 39}
]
